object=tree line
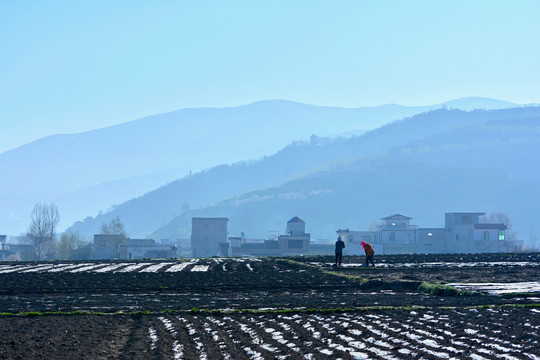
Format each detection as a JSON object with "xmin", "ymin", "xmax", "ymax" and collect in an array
[{"xmin": 9, "ymin": 203, "xmax": 126, "ymax": 261}]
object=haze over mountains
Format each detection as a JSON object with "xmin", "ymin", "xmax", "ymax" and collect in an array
[
  {"xmin": 66, "ymin": 105, "xmax": 540, "ymax": 250},
  {"xmin": 1, "ymin": 97, "xmax": 536, "ymax": 245}
]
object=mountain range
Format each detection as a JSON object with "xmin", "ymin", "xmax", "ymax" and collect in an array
[
  {"xmin": 65, "ymin": 105, "xmax": 540, "ymax": 250},
  {"xmin": 1, "ymin": 96, "xmax": 520, "ymax": 236}
]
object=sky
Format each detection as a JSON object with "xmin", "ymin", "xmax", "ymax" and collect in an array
[{"xmin": 1, "ymin": 0, "xmax": 539, "ymax": 154}]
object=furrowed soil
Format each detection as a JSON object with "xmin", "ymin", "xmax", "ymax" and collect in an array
[{"xmin": 1, "ymin": 253, "xmax": 539, "ymax": 359}]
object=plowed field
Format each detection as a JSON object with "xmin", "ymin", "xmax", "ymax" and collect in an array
[{"xmin": 1, "ymin": 253, "xmax": 539, "ymax": 359}]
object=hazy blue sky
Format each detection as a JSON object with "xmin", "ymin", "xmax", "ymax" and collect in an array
[{"xmin": 1, "ymin": 0, "xmax": 539, "ymax": 153}]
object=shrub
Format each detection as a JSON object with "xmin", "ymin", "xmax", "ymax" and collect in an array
[{"xmin": 418, "ymin": 282, "xmax": 475, "ymax": 297}]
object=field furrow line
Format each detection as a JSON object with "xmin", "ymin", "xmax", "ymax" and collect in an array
[
  {"xmin": 190, "ymin": 265, "xmax": 209, "ymax": 272},
  {"xmin": 267, "ymin": 315, "xmax": 310, "ymax": 353},
  {"xmin": 165, "ymin": 260, "xmax": 198, "ymax": 272},
  {"xmin": 221, "ymin": 316, "xmax": 267, "ymax": 359},
  {"xmin": 205, "ymin": 317, "xmax": 244, "ymax": 359},
  {"xmin": 302, "ymin": 314, "xmax": 386, "ymax": 359},
  {"xmin": 223, "ymin": 315, "xmax": 289, "ymax": 359},
  {"xmin": 20, "ymin": 264, "xmax": 57, "ymax": 272},
  {"xmin": 139, "ymin": 263, "xmax": 175, "ymax": 272},
  {"xmin": 0, "ymin": 264, "xmax": 37, "ymax": 273},
  {"xmin": 174, "ymin": 316, "xmax": 209, "ymax": 359},
  {"xmin": 387, "ymin": 315, "xmax": 475, "ymax": 357},
  {"xmin": 459, "ymin": 309, "xmax": 540, "ymax": 359},
  {"xmin": 359, "ymin": 312, "xmax": 466, "ymax": 358},
  {"xmin": 69, "ymin": 264, "xmax": 110, "ymax": 273},
  {"xmin": 93, "ymin": 263, "xmax": 129, "ymax": 273},
  {"xmin": 46, "ymin": 263, "xmax": 92, "ymax": 272},
  {"xmin": 115, "ymin": 263, "xmax": 152, "ymax": 273},
  {"xmin": 158, "ymin": 316, "xmax": 184, "ymax": 359}
]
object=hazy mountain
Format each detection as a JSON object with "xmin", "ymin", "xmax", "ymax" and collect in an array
[
  {"xmin": 2, "ymin": 97, "xmax": 517, "ymax": 235},
  {"xmin": 441, "ymin": 96, "xmax": 521, "ymax": 111},
  {"xmin": 67, "ymin": 106, "xmax": 540, "ymax": 247},
  {"xmin": 148, "ymin": 107, "xmax": 540, "ymax": 245}
]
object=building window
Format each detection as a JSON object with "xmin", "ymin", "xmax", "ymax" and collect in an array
[
  {"xmin": 389, "ymin": 233, "xmax": 395, "ymax": 242},
  {"xmin": 484, "ymin": 231, "xmax": 489, "ymax": 241},
  {"xmin": 498, "ymin": 230, "xmax": 505, "ymax": 241},
  {"xmin": 405, "ymin": 234, "xmax": 410, "ymax": 244},
  {"xmin": 288, "ymin": 240, "xmax": 304, "ymax": 249},
  {"xmin": 349, "ymin": 235, "xmax": 354, "ymax": 243}
]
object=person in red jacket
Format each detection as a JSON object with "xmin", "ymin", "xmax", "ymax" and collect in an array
[{"xmin": 361, "ymin": 241, "xmax": 375, "ymax": 267}]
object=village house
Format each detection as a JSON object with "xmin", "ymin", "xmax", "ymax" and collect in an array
[
  {"xmin": 191, "ymin": 216, "xmax": 311, "ymax": 257},
  {"xmin": 337, "ymin": 212, "xmax": 519, "ymax": 255},
  {"xmin": 93, "ymin": 234, "xmax": 177, "ymax": 259}
]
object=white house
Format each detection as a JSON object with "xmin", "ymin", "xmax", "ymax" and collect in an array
[{"xmin": 337, "ymin": 212, "xmax": 517, "ymax": 255}]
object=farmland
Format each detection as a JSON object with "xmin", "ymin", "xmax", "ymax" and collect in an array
[{"xmin": 0, "ymin": 253, "xmax": 539, "ymax": 359}]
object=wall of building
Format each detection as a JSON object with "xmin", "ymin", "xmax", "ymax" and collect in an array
[
  {"xmin": 191, "ymin": 217, "xmax": 228, "ymax": 257},
  {"xmin": 278, "ymin": 234, "xmax": 310, "ymax": 255},
  {"xmin": 93, "ymin": 234, "xmax": 124, "ymax": 259}
]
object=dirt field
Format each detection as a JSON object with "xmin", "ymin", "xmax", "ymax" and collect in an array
[{"xmin": 0, "ymin": 253, "xmax": 539, "ymax": 359}]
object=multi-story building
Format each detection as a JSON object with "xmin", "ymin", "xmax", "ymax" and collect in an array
[
  {"xmin": 277, "ymin": 217, "xmax": 311, "ymax": 255},
  {"xmin": 227, "ymin": 216, "xmax": 311, "ymax": 257},
  {"xmin": 191, "ymin": 217, "xmax": 229, "ymax": 257},
  {"xmin": 93, "ymin": 235, "xmax": 177, "ymax": 259},
  {"xmin": 93, "ymin": 234, "xmax": 125, "ymax": 259},
  {"xmin": 337, "ymin": 212, "xmax": 518, "ymax": 255}
]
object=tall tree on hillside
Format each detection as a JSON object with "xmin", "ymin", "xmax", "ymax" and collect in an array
[
  {"xmin": 26, "ymin": 202, "xmax": 60, "ymax": 259},
  {"xmin": 101, "ymin": 215, "xmax": 127, "ymax": 238}
]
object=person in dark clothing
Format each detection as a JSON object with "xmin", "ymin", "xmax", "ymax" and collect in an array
[
  {"xmin": 334, "ymin": 236, "xmax": 345, "ymax": 266},
  {"xmin": 361, "ymin": 241, "xmax": 375, "ymax": 267}
]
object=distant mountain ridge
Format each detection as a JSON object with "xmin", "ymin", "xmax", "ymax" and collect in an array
[
  {"xmin": 0, "ymin": 97, "xmax": 525, "ymax": 235},
  {"xmin": 146, "ymin": 106, "xmax": 540, "ymax": 248},
  {"xmin": 66, "ymin": 106, "xmax": 540, "ymax": 250}
]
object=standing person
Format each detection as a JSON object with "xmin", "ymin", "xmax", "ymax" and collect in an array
[
  {"xmin": 361, "ymin": 241, "xmax": 375, "ymax": 267},
  {"xmin": 334, "ymin": 236, "xmax": 345, "ymax": 267}
]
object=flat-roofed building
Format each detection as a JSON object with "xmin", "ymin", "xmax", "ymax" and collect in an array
[{"xmin": 191, "ymin": 217, "xmax": 228, "ymax": 257}]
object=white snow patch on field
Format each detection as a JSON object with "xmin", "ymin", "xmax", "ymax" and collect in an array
[
  {"xmin": 46, "ymin": 263, "xmax": 90, "ymax": 272},
  {"xmin": 21, "ymin": 264, "xmax": 56, "ymax": 272},
  {"xmin": 148, "ymin": 327, "xmax": 158, "ymax": 350},
  {"xmin": 315, "ymin": 261, "xmax": 540, "ymax": 269},
  {"xmin": 70, "ymin": 264, "xmax": 108, "ymax": 273},
  {"xmin": 246, "ymin": 263, "xmax": 254, "ymax": 271},
  {"xmin": 191, "ymin": 265, "xmax": 209, "ymax": 272},
  {"xmin": 0, "ymin": 264, "xmax": 36, "ymax": 273},
  {"xmin": 243, "ymin": 347, "xmax": 264, "ymax": 359},
  {"xmin": 93, "ymin": 264, "xmax": 128, "ymax": 273},
  {"xmin": 159, "ymin": 317, "xmax": 184, "ymax": 359},
  {"xmin": 115, "ymin": 263, "xmax": 152, "ymax": 272},
  {"xmin": 165, "ymin": 260, "xmax": 197, "ymax": 272},
  {"xmin": 139, "ymin": 263, "xmax": 174, "ymax": 273},
  {"xmin": 449, "ymin": 281, "xmax": 540, "ymax": 294}
]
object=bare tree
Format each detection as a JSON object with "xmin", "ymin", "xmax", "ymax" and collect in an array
[
  {"xmin": 101, "ymin": 215, "xmax": 127, "ymax": 238},
  {"xmin": 26, "ymin": 202, "xmax": 60, "ymax": 259},
  {"xmin": 487, "ymin": 212, "xmax": 517, "ymax": 241}
]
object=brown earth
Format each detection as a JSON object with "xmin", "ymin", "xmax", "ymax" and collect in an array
[{"xmin": 0, "ymin": 253, "xmax": 539, "ymax": 359}]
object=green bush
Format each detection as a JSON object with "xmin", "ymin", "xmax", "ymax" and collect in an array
[{"xmin": 418, "ymin": 282, "xmax": 475, "ymax": 296}]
